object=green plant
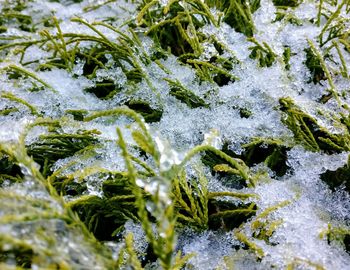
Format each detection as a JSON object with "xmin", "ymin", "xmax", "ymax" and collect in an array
[
  {"xmin": 248, "ymin": 37, "xmax": 277, "ymax": 68},
  {"xmin": 0, "ymin": 140, "xmax": 116, "ymax": 269},
  {"xmin": 138, "ymin": 0, "xmax": 218, "ymax": 56},
  {"xmin": 279, "ymin": 97, "xmax": 350, "ymax": 153},
  {"xmin": 320, "ymin": 224, "xmax": 350, "ymax": 254},
  {"xmin": 206, "ymin": 0, "xmax": 260, "ymax": 37}
]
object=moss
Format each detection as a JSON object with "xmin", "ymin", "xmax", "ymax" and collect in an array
[
  {"xmin": 125, "ymin": 68, "xmax": 144, "ymax": 83},
  {"xmin": 283, "ymin": 46, "xmax": 292, "ymax": 70},
  {"xmin": 26, "ymin": 129, "xmax": 100, "ymax": 175},
  {"xmin": 318, "ymin": 0, "xmax": 349, "ymax": 47},
  {"xmin": 5, "ymin": 65, "xmax": 57, "ymax": 92},
  {"xmin": 239, "ymin": 107, "xmax": 253, "ymax": 118},
  {"xmin": 206, "ymin": 0, "xmax": 260, "ymax": 37},
  {"xmin": 202, "ymin": 138, "xmax": 290, "ymax": 182},
  {"xmin": 234, "ymin": 230, "xmax": 264, "ymax": 259},
  {"xmin": 340, "ymin": 112, "xmax": 350, "ymax": 133},
  {"xmin": 174, "ymin": 168, "xmax": 257, "ymax": 231},
  {"xmin": 102, "ymin": 173, "xmax": 134, "ymax": 198},
  {"xmin": 1, "ymin": 92, "xmax": 39, "ymax": 116},
  {"xmin": 138, "ymin": 0, "xmax": 216, "ymax": 56},
  {"xmin": 304, "ymin": 47, "xmax": 327, "ymax": 84},
  {"xmin": 253, "ymin": 219, "xmax": 283, "ymax": 243},
  {"xmin": 2, "ymin": 1, "xmax": 28, "ymax": 12},
  {"xmin": 51, "ymin": 176, "xmax": 87, "ymax": 196},
  {"xmin": 250, "ymin": 200, "xmax": 290, "ymax": 244},
  {"xmin": 248, "ymin": 37, "xmax": 277, "ymax": 68},
  {"xmin": 181, "ymin": 55, "xmax": 237, "ymax": 86},
  {"xmin": 201, "ymin": 144, "xmax": 247, "ymax": 189},
  {"xmin": 279, "ymin": 97, "xmax": 350, "ymax": 153},
  {"xmin": 1, "ymin": 12, "xmax": 33, "ymax": 33},
  {"xmin": 273, "ymin": 11, "xmax": 303, "ymax": 25},
  {"xmin": 173, "ymin": 170, "xmax": 209, "ymax": 230},
  {"xmin": 208, "ymin": 201, "xmax": 257, "ymax": 230},
  {"xmin": 0, "ymin": 140, "xmax": 117, "ymax": 269},
  {"xmin": 6, "ymin": 68, "xmax": 24, "ymax": 80},
  {"xmin": 139, "ymin": 2, "xmax": 195, "ymax": 56},
  {"xmin": 148, "ymin": 20, "xmax": 194, "ymax": 56},
  {"xmin": 0, "ymin": 107, "xmax": 19, "ymax": 116},
  {"xmin": 69, "ymin": 194, "xmax": 138, "ymax": 241},
  {"xmin": 169, "ymin": 85, "xmax": 208, "ymax": 108},
  {"xmin": 322, "ymin": 225, "xmax": 350, "ymax": 254}
]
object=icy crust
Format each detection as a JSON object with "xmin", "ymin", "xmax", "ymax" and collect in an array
[
  {"xmin": 0, "ymin": 0, "xmax": 350, "ymax": 269},
  {"xmin": 179, "ymin": 230, "xmax": 239, "ymax": 269},
  {"xmin": 249, "ymin": 149, "xmax": 350, "ymax": 269}
]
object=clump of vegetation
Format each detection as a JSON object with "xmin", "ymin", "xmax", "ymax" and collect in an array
[
  {"xmin": 136, "ymin": 0, "xmax": 239, "ymax": 86},
  {"xmin": 137, "ymin": 0, "xmax": 218, "ymax": 56},
  {"xmin": 279, "ymin": 97, "xmax": 350, "ymax": 154},
  {"xmin": 165, "ymin": 78, "xmax": 209, "ymax": 108},
  {"xmin": 248, "ymin": 37, "xmax": 277, "ymax": 68},
  {"xmin": 304, "ymin": 47, "xmax": 327, "ymax": 84},
  {"xmin": 27, "ymin": 129, "xmax": 100, "ymax": 176},
  {"xmin": 206, "ymin": 0, "xmax": 260, "ymax": 37},
  {"xmin": 320, "ymin": 225, "xmax": 350, "ymax": 254}
]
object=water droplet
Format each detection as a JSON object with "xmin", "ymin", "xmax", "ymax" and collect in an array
[
  {"xmin": 203, "ymin": 129, "xmax": 222, "ymax": 149},
  {"xmin": 155, "ymin": 136, "xmax": 182, "ymax": 171}
]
